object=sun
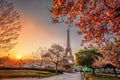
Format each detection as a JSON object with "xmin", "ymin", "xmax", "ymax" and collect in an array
[{"xmin": 16, "ymin": 55, "xmax": 22, "ymax": 60}]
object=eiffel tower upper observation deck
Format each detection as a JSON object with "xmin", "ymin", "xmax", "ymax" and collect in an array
[{"xmin": 62, "ymin": 28, "xmax": 74, "ymax": 71}]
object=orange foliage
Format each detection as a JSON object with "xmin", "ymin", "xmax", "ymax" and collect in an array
[{"xmin": 50, "ymin": 0, "xmax": 120, "ymax": 48}]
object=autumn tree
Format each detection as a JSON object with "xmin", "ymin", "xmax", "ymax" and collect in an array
[
  {"xmin": 92, "ymin": 40, "xmax": 120, "ymax": 77},
  {"xmin": 75, "ymin": 48, "xmax": 102, "ymax": 75},
  {"xmin": 47, "ymin": 43, "xmax": 64, "ymax": 73},
  {"xmin": 0, "ymin": 0, "xmax": 21, "ymax": 52},
  {"xmin": 100, "ymin": 39, "xmax": 120, "ymax": 67},
  {"xmin": 50, "ymin": 0, "xmax": 120, "ymax": 73},
  {"xmin": 50, "ymin": 0, "xmax": 120, "ymax": 48},
  {"xmin": 93, "ymin": 40, "xmax": 120, "ymax": 67}
]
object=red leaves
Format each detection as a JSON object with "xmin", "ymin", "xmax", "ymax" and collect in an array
[
  {"xmin": 68, "ymin": 0, "xmax": 74, "ymax": 8},
  {"xmin": 52, "ymin": 19, "xmax": 58, "ymax": 24},
  {"xmin": 77, "ymin": 31, "xmax": 82, "ymax": 35},
  {"xmin": 61, "ymin": 7, "xmax": 68, "ymax": 16},
  {"xmin": 80, "ymin": 43, "xmax": 83, "ymax": 46},
  {"xmin": 84, "ymin": 35, "xmax": 91, "ymax": 41},
  {"xmin": 106, "ymin": 11, "xmax": 110, "ymax": 16},
  {"xmin": 100, "ymin": 40, "xmax": 120, "ymax": 67},
  {"xmin": 84, "ymin": 46, "xmax": 87, "ymax": 49},
  {"xmin": 80, "ymin": 25, "xmax": 86, "ymax": 32},
  {"xmin": 50, "ymin": 7, "xmax": 60, "ymax": 17},
  {"xmin": 111, "ymin": 29, "xmax": 119, "ymax": 33},
  {"xmin": 58, "ymin": 0, "xmax": 66, "ymax": 5},
  {"xmin": 88, "ymin": 44, "xmax": 93, "ymax": 48},
  {"xmin": 75, "ymin": 23, "xmax": 80, "ymax": 27},
  {"xmin": 53, "ymin": 0, "xmax": 66, "ymax": 6},
  {"xmin": 51, "ymin": 0, "xmax": 120, "ymax": 49},
  {"xmin": 115, "ymin": 33, "xmax": 120, "ymax": 36}
]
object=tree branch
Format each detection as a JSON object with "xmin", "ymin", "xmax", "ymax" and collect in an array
[{"xmin": 103, "ymin": 0, "xmax": 112, "ymax": 9}]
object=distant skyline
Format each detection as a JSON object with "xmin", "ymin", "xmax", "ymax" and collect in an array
[{"xmin": 1, "ymin": 0, "xmax": 83, "ymax": 59}]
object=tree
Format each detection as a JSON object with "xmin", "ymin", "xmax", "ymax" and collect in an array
[
  {"xmin": 98, "ymin": 40, "xmax": 120, "ymax": 66},
  {"xmin": 104, "ymin": 63, "xmax": 118, "ymax": 77},
  {"xmin": 50, "ymin": 0, "xmax": 120, "ymax": 74},
  {"xmin": 0, "ymin": 0, "xmax": 21, "ymax": 52},
  {"xmin": 100, "ymin": 39, "xmax": 120, "ymax": 68},
  {"xmin": 47, "ymin": 43, "xmax": 64, "ymax": 73},
  {"xmin": 32, "ymin": 47, "xmax": 47, "ymax": 68},
  {"xmin": 50, "ymin": 0, "xmax": 120, "ymax": 48},
  {"xmin": 32, "ymin": 47, "xmax": 47, "ymax": 78},
  {"xmin": 75, "ymin": 48, "xmax": 102, "ymax": 75},
  {"xmin": 0, "ymin": 56, "xmax": 10, "ymax": 67},
  {"xmin": 98, "ymin": 39, "xmax": 120, "ymax": 77}
]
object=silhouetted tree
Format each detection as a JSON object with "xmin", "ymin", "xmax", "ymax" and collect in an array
[
  {"xmin": 0, "ymin": 0, "xmax": 21, "ymax": 52},
  {"xmin": 32, "ymin": 47, "xmax": 47, "ymax": 68},
  {"xmin": 47, "ymin": 44, "xmax": 64, "ymax": 73}
]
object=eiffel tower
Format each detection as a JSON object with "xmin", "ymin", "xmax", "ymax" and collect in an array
[{"xmin": 62, "ymin": 28, "xmax": 74, "ymax": 71}]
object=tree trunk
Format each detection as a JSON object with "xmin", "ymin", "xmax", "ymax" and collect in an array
[
  {"xmin": 55, "ymin": 54, "xmax": 59, "ymax": 73},
  {"xmin": 55, "ymin": 63, "xmax": 58, "ymax": 73},
  {"xmin": 92, "ymin": 68, "xmax": 95, "ymax": 75},
  {"xmin": 39, "ymin": 60, "xmax": 44, "ymax": 78},
  {"xmin": 113, "ymin": 67, "xmax": 117, "ymax": 77},
  {"xmin": 40, "ymin": 60, "xmax": 43, "ymax": 68}
]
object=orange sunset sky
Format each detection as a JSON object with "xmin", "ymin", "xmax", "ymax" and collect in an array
[{"xmin": 1, "ymin": 0, "xmax": 82, "ymax": 59}]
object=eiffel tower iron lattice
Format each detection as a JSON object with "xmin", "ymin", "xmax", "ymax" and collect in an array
[
  {"xmin": 62, "ymin": 28, "xmax": 74, "ymax": 72},
  {"xmin": 65, "ymin": 28, "xmax": 74, "ymax": 63}
]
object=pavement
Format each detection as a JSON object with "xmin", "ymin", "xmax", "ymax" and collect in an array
[{"xmin": 1, "ymin": 72, "xmax": 86, "ymax": 80}]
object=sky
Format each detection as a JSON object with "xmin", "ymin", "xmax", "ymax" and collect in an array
[{"xmin": 2, "ymin": 0, "xmax": 82, "ymax": 59}]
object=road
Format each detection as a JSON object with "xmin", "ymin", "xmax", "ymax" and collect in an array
[{"xmin": 2, "ymin": 72, "xmax": 85, "ymax": 80}]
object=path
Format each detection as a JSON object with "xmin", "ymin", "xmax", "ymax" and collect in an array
[{"xmin": 1, "ymin": 72, "xmax": 85, "ymax": 80}]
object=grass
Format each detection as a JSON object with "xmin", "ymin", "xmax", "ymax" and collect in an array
[
  {"xmin": 0, "ymin": 70, "xmax": 56, "ymax": 78},
  {"xmin": 84, "ymin": 72, "xmax": 120, "ymax": 80}
]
